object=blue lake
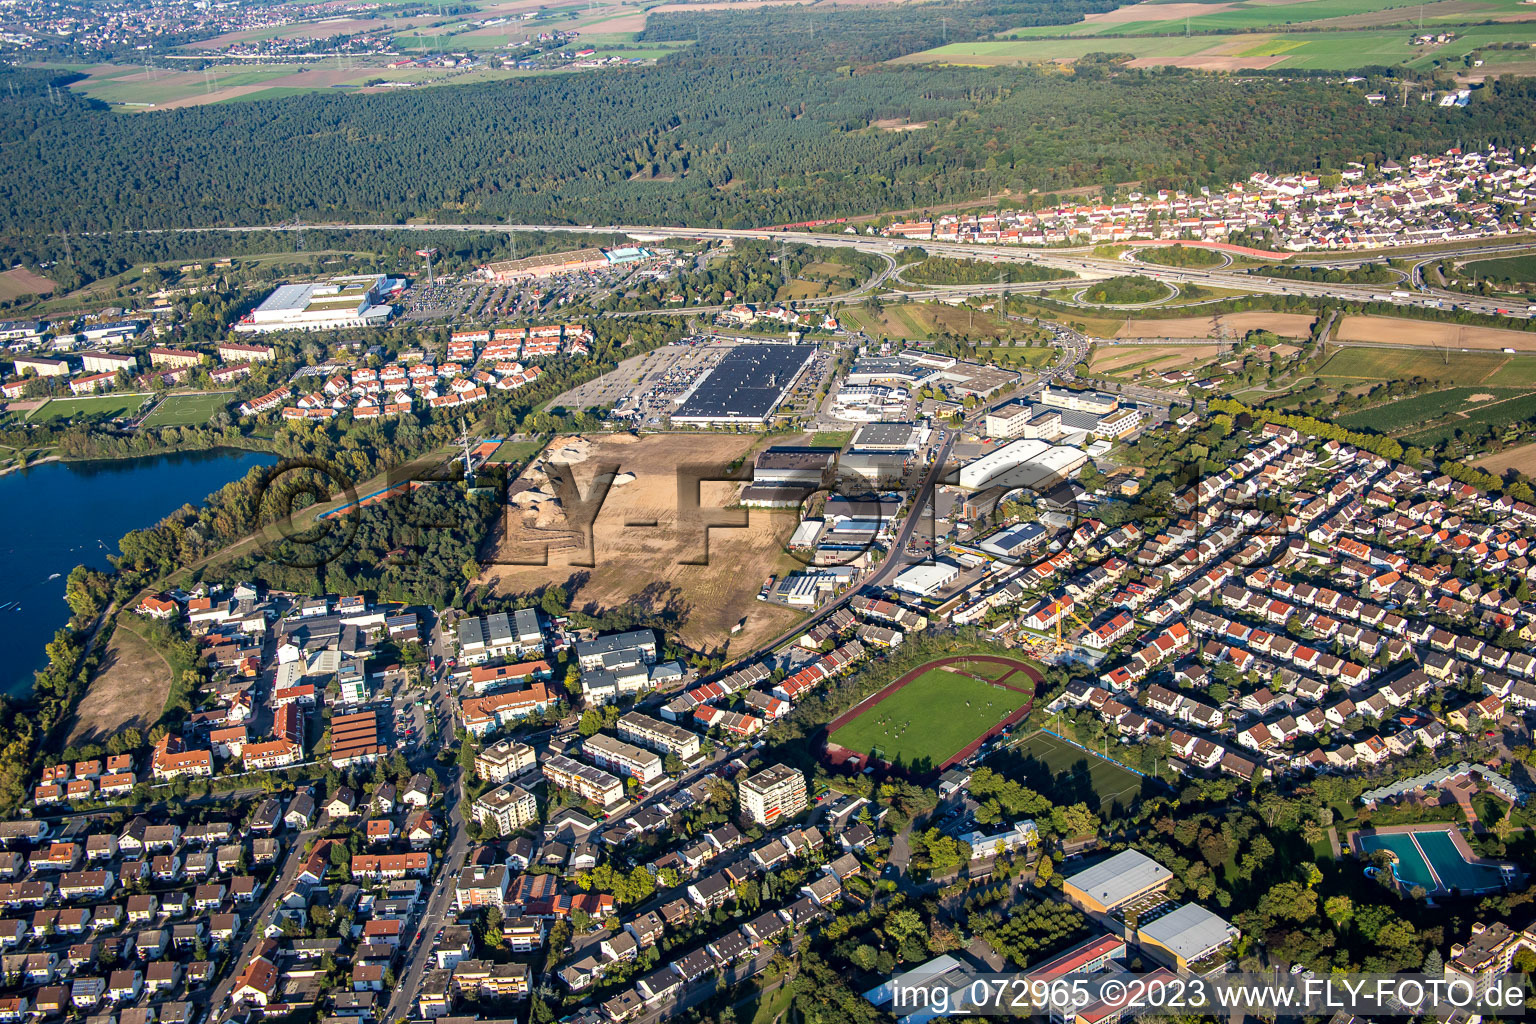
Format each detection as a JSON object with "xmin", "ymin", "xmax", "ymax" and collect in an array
[{"xmin": 0, "ymin": 448, "xmax": 277, "ymax": 697}]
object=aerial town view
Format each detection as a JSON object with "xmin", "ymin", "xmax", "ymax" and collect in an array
[{"xmin": 11, "ymin": 0, "xmax": 1536, "ymax": 1020}]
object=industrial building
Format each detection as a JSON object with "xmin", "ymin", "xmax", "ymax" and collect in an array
[
  {"xmin": 1062, "ymin": 849, "xmax": 1173, "ymax": 914},
  {"xmin": 850, "ymin": 421, "xmax": 921, "ymax": 453},
  {"xmin": 953, "ymin": 439, "xmax": 1087, "ymax": 491},
  {"xmin": 234, "ymin": 275, "xmax": 399, "ymax": 334},
  {"xmin": 892, "ymin": 562, "xmax": 961, "ymax": 598},
  {"xmin": 671, "ymin": 344, "xmax": 815, "ymax": 425}
]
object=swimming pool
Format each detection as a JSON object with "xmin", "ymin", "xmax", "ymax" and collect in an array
[{"xmin": 1357, "ymin": 827, "xmax": 1508, "ymax": 894}]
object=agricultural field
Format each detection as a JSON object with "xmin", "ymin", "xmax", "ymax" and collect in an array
[
  {"xmin": 1090, "ymin": 343, "xmax": 1222, "ymax": 379},
  {"xmin": 1404, "ymin": 392, "xmax": 1536, "ymax": 446},
  {"xmin": 1475, "ymin": 440, "xmax": 1536, "ymax": 477},
  {"xmin": 1334, "ymin": 387, "xmax": 1524, "ymax": 431},
  {"xmin": 1336, "ymin": 315, "xmax": 1536, "ymax": 351},
  {"xmin": 1113, "ymin": 312, "xmax": 1316, "ymax": 340},
  {"xmin": 60, "ymin": 56, "xmax": 577, "ymax": 110},
  {"xmin": 1007, "ymin": 729, "xmax": 1147, "ymax": 813},
  {"xmin": 898, "ymin": 0, "xmax": 1536, "ymax": 70},
  {"xmin": 27, "ymin": 394, "xmax": 150, "ymax": 422},
  {"xmin": 827, "ymin": 658, "xmax": 1037, "ymax": 771},
  {"xmin": 1459, "ymin": 254, "xmax": 1536, "ymax": 286},
  {"xmin": 140, "ymin": 392, "xmax": 232, "ymax": 428},
  {"xmin": 840, "ymin": 302, "xmax": 1023, "ymax": 342},
  {"xmin": 1315, "ymin": 346, "xmax": 1536, "ymax": 385},
  {"xmin": 478, "ymin": 433, "xmax": 805, "ymax": 655},
  {"xmin": 0, "ymin": 268, "xmax": 56, "ymax": 301}
]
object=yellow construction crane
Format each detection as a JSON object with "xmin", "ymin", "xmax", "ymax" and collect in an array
[{"xmin": 1052, "ymin": 597, "xmax": 1091, "ymax": 653}]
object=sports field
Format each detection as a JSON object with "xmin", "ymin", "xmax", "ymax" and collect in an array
[
  {"xmin": 141, "ymin": 392, "xmax": 232, "ymax": 427},
  {"xmin": 826, "ymin": 656, "xmax": 1039, "ymax": 772},
  {"xmin": 28, "ymin": 394, "xmax": 149, "ymax": 422},
  {"xmin": 1010, "ymin": 729, "xmax": 1145, "ymax": 812}
]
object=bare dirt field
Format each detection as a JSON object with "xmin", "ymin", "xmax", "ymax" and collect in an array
[
  {"xmin": 1336, "ymin": 316, "xmax": 1536, "ymax": 351},
  {"xmin": 477, "ymin": 433, "xmax": 805, "ymax": 655},
  {"xmin": 68, "ymin": 623, "xmax": 170, "ymax": 747},
  {"xmin": 1475, "ymin": 441, "xmax": 1536, "ymax": 477},
  {"xmin": 1091, "ymin": 343, "xmax": 1221, "ymax": 375},
  {"xmin": 0, "ymin": 268, "xmax": 56, "ymax": 301},
  {"xmin": 1114, "ymin": 311, "xmax": 1316, "ymax": 339}
]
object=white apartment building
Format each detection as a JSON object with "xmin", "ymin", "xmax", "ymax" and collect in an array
[
  {"xmin": 582, "ymin": 734, "xmax": 663, "ymax": 784},
  {"xmin": 471, "ymin": 785, "xmax": 538, "ymax": 835},
  {"xmin": 738, "ymin": 764, "xmax": 807, "ymax": 827},
  {"xmin": 474, "ymin": 739, "xmax": 537, "ymax": 783},
  {"xmin": 617, "ymin": 712, "xmax": 701, "ymax": 762}
]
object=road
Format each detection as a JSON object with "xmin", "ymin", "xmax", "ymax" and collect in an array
[
  {"xmin": 387, "ymin": 770, "xmax": 471, "ymax": 1019},
  {"xmin": 149, "ymin": 221, "xmax": 1536, "ymax": 322},
  {"xmin": 209, "ymin": 830, "xmax": 315, "ymax": 1013}
]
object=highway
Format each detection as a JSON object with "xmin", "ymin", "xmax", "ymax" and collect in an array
[{"xmin": 146, "ymin": 220, "xmax": 1536, "ymax": 321}]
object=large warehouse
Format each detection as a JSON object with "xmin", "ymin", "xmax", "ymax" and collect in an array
[
  {"xmin": 478, "ymin": 246, "xmax": 654, "ymax": 283},
  {"xmin": 235, "ymin": 275, "xmax": 399, "ymax": 334},
  {"xmin": 671, "ymin": 344, "xmax": 815, "ymax": 426},
  {"xmin": 953, "ymin": 438, "xmax": 1087, "ymax": 491}
]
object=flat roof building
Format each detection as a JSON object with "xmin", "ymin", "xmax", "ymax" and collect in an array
[
  {"xmin": 671, "ymin": 344, "xmax": 815, "ymax": 425},
  {"xmin": 738, "ymin": 764, "xmax": 806, "ymax": 827},
  {"xmin": 892, "ymin": 562, "xmax": 961, "ymax": 598},
  {"xmin": 1136, "ymin": 903, "xmax": 1239, "ymax": 968},
  {"xmin": 235, "ymin": 276, "xmax": 396, "ymax": 335},
  {"xmin": 850, "ymin": 421, "xmax": 920, "ymax": 453},
  {"xmin": 953, "ymin": 439, "xmax": 1086, "ymax": 492},
  {"xmin": 1062, "ymin": 849, "xmax": 1173, "ymax": 914}
]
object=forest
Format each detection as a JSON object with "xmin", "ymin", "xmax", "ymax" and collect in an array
[{"xmin": 4, "ymin": 62, "xmax": 1535, "ymax": 249}]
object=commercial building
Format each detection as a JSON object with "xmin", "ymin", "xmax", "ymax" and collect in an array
[
  {"xmin": 234, "ymin": 276, "xmax": 397, "ymax": 334},
  {"xmin": 671, "ymin": 344, "xmax": 815, "ymax": 426},
  {"xmin": 1062, "ymin": 849, "xmax": 1173, "ymax": 914},
  {"xmin": 979, "ymin": 522, "xmax": 1048, "ymax": 559},
  {"xmin": 474, "ymin": 739, "xmax": 537, "ymax": 783},
  {"xmin": 738, "ymin": 764, "xmax": 806, "ymax": 827},
  {"xmin": 471, "ymin": 785, "xmax": 538, "ymax": 835},
  {"xmin": 892, "ymin": 562, "xmax": 961, "ymax": 598},
  {"xmin": 953, "ymin": 439, "xmax": 1086, "ymax": 491},
  {"xmin": 983, "ymin": 401, "xmax": 1034, "ymax": 440},
  {"xmin": 850, "ymin": 421, "xmax": 920, "ymax": 453},
  {"xmin": 1136, "ymin": 903, "xmax": 1239, "ymax": 968},
  {"xmin": 582, "ymin": 734, "xmax": 663, "ymax": 784},
  {"xmin": 478, "ymin": 248, "xmax": 612, "ymax": 283},
  {"xmin": 1041, "ymin": 387, "xmax": 1118, "ymax": 416},
  {"xmin": 1095, "ymin": 408, "xmax": 1143, "ymax": 439},
  {"xmin": 542, "ymin": 754, "xmax": 625, "ymax": 809},
  {"xmin": 617, "ymin": 712, "xmax": 701, "ymax": 762},
  {"xmin": 753, "ymin": 447, "xmax": 837, "ymax": 488}
]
